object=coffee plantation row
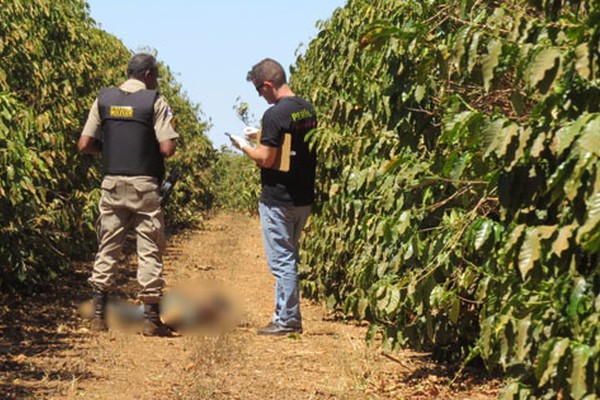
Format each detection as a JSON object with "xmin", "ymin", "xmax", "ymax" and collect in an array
[{"xmin": 292, "ymin": 0, "xmax": 600, "ymax": 398}]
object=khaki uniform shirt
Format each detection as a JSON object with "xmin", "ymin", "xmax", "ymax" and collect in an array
[{"xmin": 80, "ymin": 79, "xmax": 179, "ymax": 143}]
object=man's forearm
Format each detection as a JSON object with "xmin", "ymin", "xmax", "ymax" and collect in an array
[
  {"xmin": 78, "ymin": 136, "xmax": 103, "ymax": 154},
  {"xmin": 160, "ymin": 139, "xmax": 176, "ymax": 158},
  {"xmin": 243, "ymin": 144, "xmax": 276, "ymax": 169}
]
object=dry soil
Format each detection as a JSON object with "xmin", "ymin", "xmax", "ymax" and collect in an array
[{"xmin": 0, "ymin": 212, "xmax": 501, "ymax": 399}]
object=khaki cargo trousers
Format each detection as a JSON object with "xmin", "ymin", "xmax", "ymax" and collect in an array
[{"xmin": 89, "ymin": 175, "xmax": 166, "ymax": 304}]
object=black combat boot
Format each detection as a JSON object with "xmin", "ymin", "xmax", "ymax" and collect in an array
[
  {"xmin": 90, "ymin": 290, "xmax": 108, "ymax": 332},
  {"xmin": 143, "ymin": 303, "xmax": 173, "ymax": 337}
]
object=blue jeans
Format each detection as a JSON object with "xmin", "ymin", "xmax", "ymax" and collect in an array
[{"xmin": 259, "ymin": 201, "xmax": 311, "ymax": 328}]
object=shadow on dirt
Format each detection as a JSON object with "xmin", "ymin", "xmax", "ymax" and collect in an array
[
  {"xmin": 0, "ymin": 238, "xmax": 145, "ymax": 399},
  {"xmin": 0, "ymin": 264, "xmax": 95, "ymax": 399}
]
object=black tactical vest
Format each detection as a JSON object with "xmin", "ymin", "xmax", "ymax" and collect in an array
[{"xmin": 97, "ymin": 87, "xmax": 164, "ymax": 180}]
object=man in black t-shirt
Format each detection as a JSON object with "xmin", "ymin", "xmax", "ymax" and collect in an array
[{"xmin": 228, "ymin": 58, "xmax": 317, "ymax": 336}]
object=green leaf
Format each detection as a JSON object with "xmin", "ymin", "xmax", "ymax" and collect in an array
[
  {"xmin": 510, "ymin": 128, "xmax": 532, "ymax": 168},
  {"xmin": 429, "ymin": 285, "xmax": 445, "ymax": 308},
  {"xmin": 578, "ymin": 190, "xmax": 600, "ymax": 239},
  {"xmin": 538, "ymin": 337, "xmax": 569, "ymax": 387},
  {"xmin": 385, "ymin": 287, "xmax": 401, "ymax": 315},
  {"xmin": 515, "ymin": 317, "xmax": 531, "ymax": 362},
  {"xmin": 578, "ymin": 119, "xmax": 600, "ymax": 157},
  {"xmin": 414, "ymin": 85, "xmax": 426, "ymax": 103},
  {"xmin": 575, "ymin": 43, "xmax": 590, "ymax": 80},
  {"xmin": 468, "ymin": 32, "xmax": 481, "ymax": 73},
  {"xmin": 377, "ymin": 287, "xmax": 389, "ymax": 311},
  {"xmin": 547, "ymin": 159, "xmax": 576, "ymax": 204},
  {"xmin": 450, "ymin": 152, "xmax": 472, "ymax": 180},
  {"xmin": 475, "ymin": 219, "xmax": 493, "ymax": 250},
  {"xmin": 482, "ymin": 39, "xmax": 502, "ymax": 91},
  {"xmin": 518, "ymin": 228, "xmax": 541, "ymax": 279},
  {"xmin": 397, "ymin": 211, "xmax": 411, "ymax": 237},
  {"xmin": 551, "ymin": 224, "xmax": 574, "ymax": 257},
  {"xmin": 503, "ymin": 224, "xmax": 526, "ymax": 257},
  {"xmin": 480, "ymin": 316, "xmax": 494, "ymax": 360},
  {"xmin": 454, "ymin": 26, "xmax": 471, "ymax": 73},
  {"xmin": 443, "ymin": 110, "xmax": 472, "ymax": 135},
  {"xmin": 358, "ymin": 297, "xmax": 369, "ymax": 319},
  {"xmin": 481, "ymin": 119, "xmax": 503, "ymax": 158},
  {"xmin": 359, "ymin": 22, "xmax": 414, "ymax": 49},
  {"xmin": 567, "ymin": 278, "xmax": 588, "ymax": 323},
  {"xmin": 554, "ymin": 114, "xmax": 594, "ymax": 157},
  {"xmin": 499, "ymin": 324, "xmax": 511, "ymax": 368},
  {"xmin": 569, "ymin": 345, "xmax": 591, "ymax": 400},
  {"xmin": 537, "ymin": 225, "xmax": 556, "ymax": 241},
  {"xmin": 531, "ymin": 131, "xmax": 547, "ymax": 158},
  {"xmin": 498, "ymin": 382, "xmax": 520, "ymax": 400},
  {"xmin": 449, "ymin": 296, "xmax": 460, "ymax": 325},
  {"xmin": 529, "ymin": 47, "xmax": 560, "ymax": 89},
  {"xmin": 366, "ymin": 323, "xmax": 379, "ymax": 346},
  {"xmin": 377, "ymin": 261, "xmax": 388, "ymax": 278},
  {"xmin": 563, "ymin": 157, "xmax": 589, "ymax": 201},
  {"xmin": 326, "ymin": 294, "xmax": 337, "ymax": 310},
  {"xmin": 510, "ymin": 91, "xmax": 526, "ymax": 117},
  {"xmin": 481, "ymin": 118, "xmax": 519, "ymax": 158}
]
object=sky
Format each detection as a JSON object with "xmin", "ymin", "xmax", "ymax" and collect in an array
[{"xmin": 85, "ymin": 1, "xmax": 346, "ymax": 149}]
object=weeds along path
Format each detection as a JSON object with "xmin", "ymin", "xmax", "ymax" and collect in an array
[{"xmin": 0, "ymin": 212, "xmax": 500, "ymax": 399}]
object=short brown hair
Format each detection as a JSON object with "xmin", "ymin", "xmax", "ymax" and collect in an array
[{"xmin": 246, "ymin": 58, "xmax": 287, "ymax": 87}]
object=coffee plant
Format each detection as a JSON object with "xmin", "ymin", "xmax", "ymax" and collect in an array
[
  {"xmin": 292, "ymin": 0, "xmax": 600, "ymax": 398},
  {"xmin": 207, "ymin": 100, "xmax": 261, "ymax": 214},
  {"xmin": 0, "ymin": 0, "xmax": 214, "ymax": 288},
  {"xmin": 209, "ymin": 146, "xmax": 260, "ymax": 215}
]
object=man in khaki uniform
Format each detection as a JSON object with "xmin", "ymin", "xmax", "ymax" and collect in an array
[{"xmin": 78, "ymin": 53, "xmax": 178, "ymax": 336}]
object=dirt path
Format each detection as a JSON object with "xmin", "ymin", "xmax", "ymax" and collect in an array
[{"xmin": 0, "ymin": 212, "xmax": 500, "ymax": 399}]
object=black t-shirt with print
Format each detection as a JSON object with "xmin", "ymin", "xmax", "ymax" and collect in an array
[{"xmin": 259, "ymin": 96, "xmax": 317, "ymax": 206}]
